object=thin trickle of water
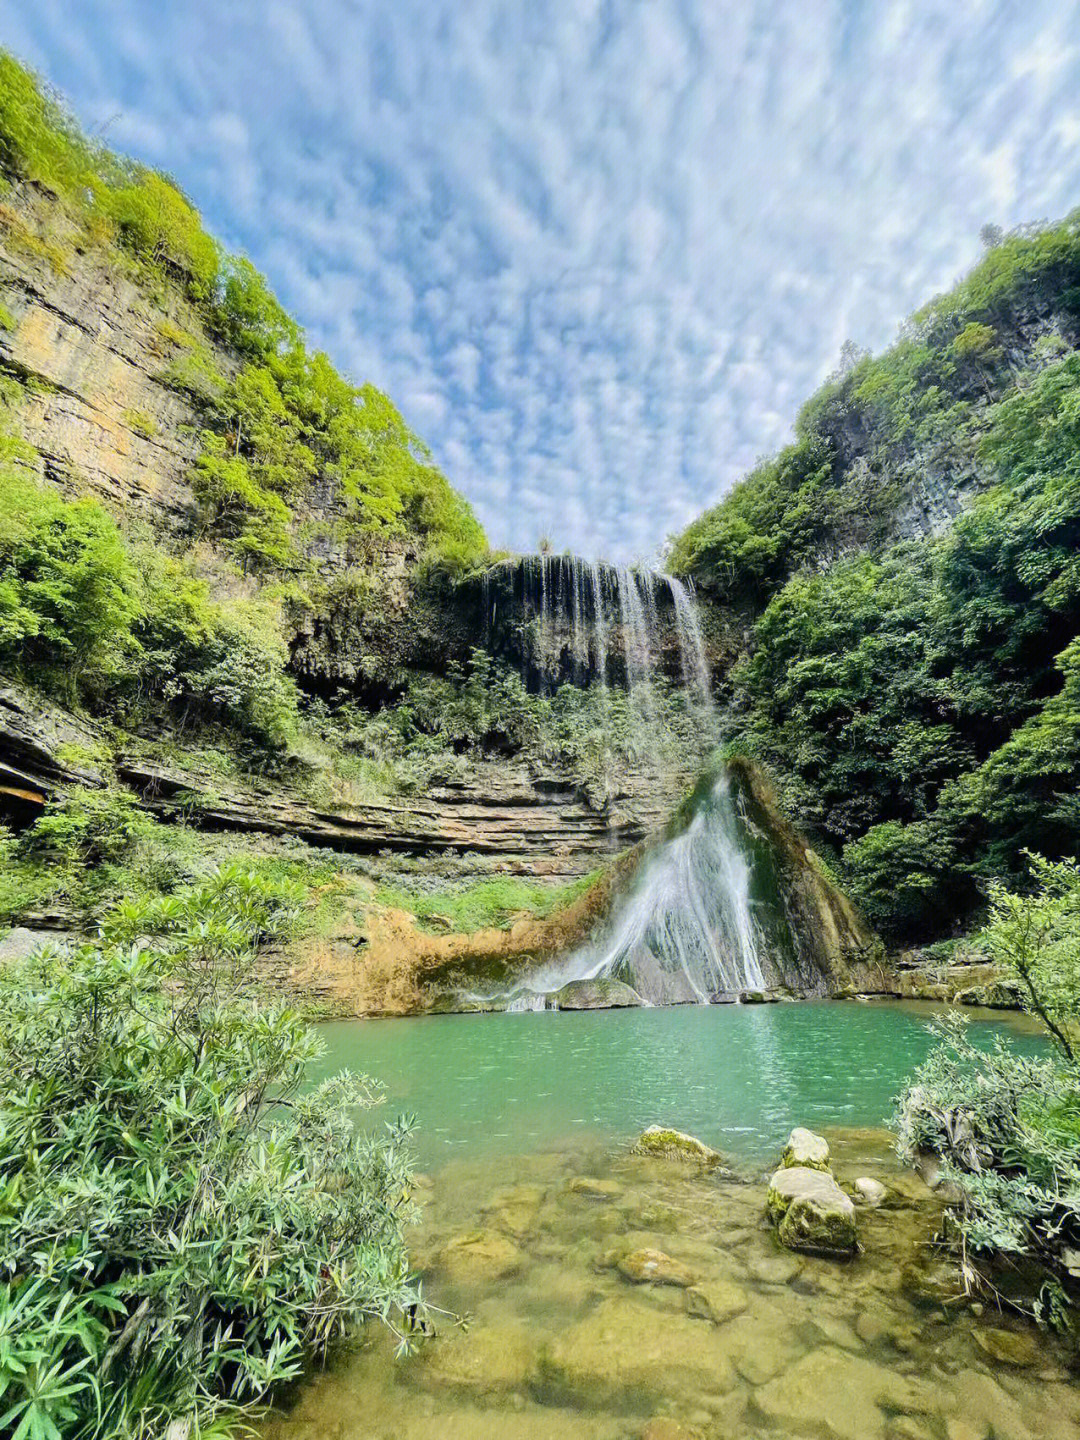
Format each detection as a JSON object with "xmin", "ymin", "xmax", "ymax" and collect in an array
[{"xmin": 666, "ymin": 574, "xmax": 714, "ymax": 720}]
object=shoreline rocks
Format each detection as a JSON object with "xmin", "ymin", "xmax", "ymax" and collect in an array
[
  {"xmin": 767, "ymin": 1128, "xmax": 859, "ymax": 1257},
  {"xmin": 782, "ymin": 1126, "xmax": 831, "ymax": 1172}
]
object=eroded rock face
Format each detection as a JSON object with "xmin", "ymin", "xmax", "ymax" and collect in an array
[{"xmin": 767, "ymin": 1166, "xmax": 858, "ymax": 1256}]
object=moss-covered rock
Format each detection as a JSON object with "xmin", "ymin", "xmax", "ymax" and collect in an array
[
  {"xmin": 616, "ymin": 1248, "xmax": 698, "ymax": 1287},
  {"xmin": 767, "ymin": 1166, "xmax": 858, "ymax": 1256},
  {"xmin": 552, "ymin": 977, "xmax": 641, "ymax": 1008},
  {"xmin": 631, "ymin": 1125, "xmax": 724, "ymax": 1166}
]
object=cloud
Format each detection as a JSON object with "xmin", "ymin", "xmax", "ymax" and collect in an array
[{"xmin": 6, "ymin": 0, "xmax": 1080, "ymax": 559}]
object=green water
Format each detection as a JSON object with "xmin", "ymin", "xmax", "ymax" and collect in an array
[
  {"xmin": 269, "ymin": 1003, "xmax": 1078, "ymax": 1440},
  {"xmin": 313, "ymin": 1000, "xmax": 1046, "ymax": 1168}
]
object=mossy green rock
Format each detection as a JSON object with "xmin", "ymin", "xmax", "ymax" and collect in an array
[
  {"xmin": 781, "ymin": 1126, "xmax": 831, "ymax": 1172},
  {"xmin": 632, "ymin": 1125, "xmax": 723, "ymax": 1166},
  {"xmin": 552, "ymin": 978, "xmax": 641, "ymax": 1009},
  {"xmin": 767, "ymin": 1166, "xmax": 857, "ymax": 1256}
]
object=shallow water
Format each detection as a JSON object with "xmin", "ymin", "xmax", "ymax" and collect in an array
[{"xmin": 267, "ymin": 1003, "xmax": 1077, "ymax": 1440}]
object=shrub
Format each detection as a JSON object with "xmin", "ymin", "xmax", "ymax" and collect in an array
[
  {"xmin": 895, "ymin": 855, "xmax": 1080, "ymax": 1317},
  {"xmin": 0, "ymin": 887, "xmax": 427, "ymax": 1437},
  {"xmin": 19, "ymin": 786, "xmax": 149, "ymax": 868}
]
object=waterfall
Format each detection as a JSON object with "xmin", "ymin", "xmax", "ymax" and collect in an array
[{"xmin": 504, "ymin": 770, "xmax": 775, "ymax": 1006}]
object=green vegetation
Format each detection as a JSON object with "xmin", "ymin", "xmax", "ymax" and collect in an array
[
  {"xmin": 0, "ymin": 50, "xmax": 487, "ymax": 575},
  {"xmin": 377, "ymin": 872, "xmax": 597, "ymax": 933},
  {"xmin": 0, "ymin": 787, "xmax": 366, "ymax": 946},
  {"xmin": 310, "ymin": 646, "xmax": 706, "ymax": 805},
  {"xmin": 0, "ymin": 872, "xmax": 426, "ymax": 1438},
  {"xmin": 671, "ymin": 214, "xmax": 1080, "ymax": 608},
  {"xmin": 896, "ymin": 854, "xmax": 1080, "ymax": 1320},
  {"xmin": 669, "ymin": 219, "xmax": 1080, "ymax": 940},
  {"xmin": 0, "ymin": 471, "xmax": 302, "ymax": 749}
]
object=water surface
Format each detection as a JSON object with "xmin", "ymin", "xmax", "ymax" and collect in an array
[{"xmin": 312, "ymin": 999, "xmax": 1046, "ymax": 1167}]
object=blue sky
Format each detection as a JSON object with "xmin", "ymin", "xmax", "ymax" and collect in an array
[{"xmin": 5, "ymin": 2, "xmax": 1080, "ymax": 561}]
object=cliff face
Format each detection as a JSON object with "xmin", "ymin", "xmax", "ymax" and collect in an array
[
  {"xmin": 1, "ymin": 200, "xmax": 205, "ymax": 524},
  {"xmin": 0, "ymin": 185, "xmax": 880, "ymax": 1014},
  {"xmin": 0, "ymin": 195, "xmax": 701, "ymax": 886}
]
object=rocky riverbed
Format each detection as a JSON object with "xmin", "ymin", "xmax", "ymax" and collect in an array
[{"xmin": 262, "ymin": 1127, "xmax": 1079, "ymax": 1440}]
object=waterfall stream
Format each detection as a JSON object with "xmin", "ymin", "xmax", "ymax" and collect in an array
[
  {"xmin": 503, "ymin": 771, "xmax": 773, "ymax": 1007},
  {"xmin": 467, "ymin": 554, "xmax": 810, "ymax": 1007}
]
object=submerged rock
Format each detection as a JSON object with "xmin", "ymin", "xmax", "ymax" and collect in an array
[
  {"xmin": 551, "ymin": 977, "xmax": 641, "ymax": 1009},
  {"xmin": 767, "ymin": 1166, "xmax": 857, "ymax": 1256},
  {"xmin": 567, "ymin": 1176, "xmax": 623, "ymax": 1201},
  {"xmin": 685, "ymin": 1278, "xmax": 749, "ymax": 1324},
  {"xmin": 438, "ymin": 1229, "xmax": 524, "ymax": 1284},
  {"xmin": 642, "ymin": 1422, "xmax": 705, "ymax": 1440},
  {"xmin": 541, "ymin": 1296, "xmax": 736, "ymax": 1408},
  {"xmin": 616, "ymin": 1248, "xmax": 698, "ymax": 1287},
  {"xmin": 632, "ymin": 1126, "xmax": 724, "ymax": 1166},
  {"xmin": 782, "ymin": 1126, "xmax": 831, "ymax": 1172},
  {"xmin": 972, "ymin": 1326, "xmax": 1039, "ymax": 1368},
  {"xmin": 854, "ymin": 1177, "xmax": 888, "ymax": 1207},
  {"xmin": 418, "ymin": 1321, "xmax": 537, "ymax": 1396},
  {"xmin": 754, "ymin": 1347, "xmax": 932, "ymax": 1440}
]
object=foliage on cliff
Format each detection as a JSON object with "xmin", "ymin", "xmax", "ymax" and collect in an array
[
  {"xmin": 0, "ymin": 469, "xmax": 302, "ymax": 750},
  {"xmin": 672, "ymin": 218, "xmax": 1080, "ymax": 939},
  {"xmin": 670, "ymin": 215, "xmax": 1080, "ymax": 605},
  {"xmin": 0, "ymin": 50, "xmax": 486, "ymax": 575}
]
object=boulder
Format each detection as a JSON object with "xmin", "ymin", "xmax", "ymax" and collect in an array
[
  {"xmin": 417, "ymin": 1321, "xmax": 536, "ymax": 1396},
  {"xmin": 972, "ymin": 1325, "xmax": 1039, "ymax": 1368},
  {"xmin": 854, "ymin": 1177, "xmax": 888, "ymax": 1207},
  {"xmin": 567, "ymin": 1176, "xmax": 623, "ymax": 1201},
  {"xmin": 782, "ymin": 1126, "xmax": 831, "ymax": 1172},
  {"xmin": 767, "ymin": 1166, "xmax": 857, "ymax": 1256},
  {"xmin": 552, "ymin": 977, "xmax": 641, "ymax": 1009},
  {"xmin": 632, "ymin": 1126, "xmax": 724, "ymax": 1167},
  {"xmin": 753, "ymin": 1347, "xmax": 933, "ymax": 1440},
  {"xmin": 617, "ymin": 1248, "xmax": 697, "ymax": 1288},
  {"xmin": 482, "ymin": 1182, "xmax": 545, "ymax": 1238},
  {"xmin": 542, "ymin": 1296, "xmax": 735, "ymax": 1408}
]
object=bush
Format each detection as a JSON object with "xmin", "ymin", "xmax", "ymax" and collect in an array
[
  {"xmin": 0, "ymin": 884, "xmax": 426, "ymax": 1437},
  {"xmin": 18, "ymin": 786, "xmax": 149, "ymax": 868},
  {"xmin": 895, "ymin": 855, "xmax": 1080, "ymax": 1317}
]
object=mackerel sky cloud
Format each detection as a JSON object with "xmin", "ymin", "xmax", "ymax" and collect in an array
[{"xmin": 5, "ymin": 1, "xmax": 1080, "ymax": 560}]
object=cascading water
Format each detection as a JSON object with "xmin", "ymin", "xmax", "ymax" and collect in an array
[
  {"xmin": 506, "ymin": 770, "xmax": 779, "ymax": 1007},
  {"xmin": 666, "ymin": 574, "xmax": 714, "ymax": 721},
  {"xmin": 470, "ymin": 553, "xmax": 807, "ymax": 1007}
]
